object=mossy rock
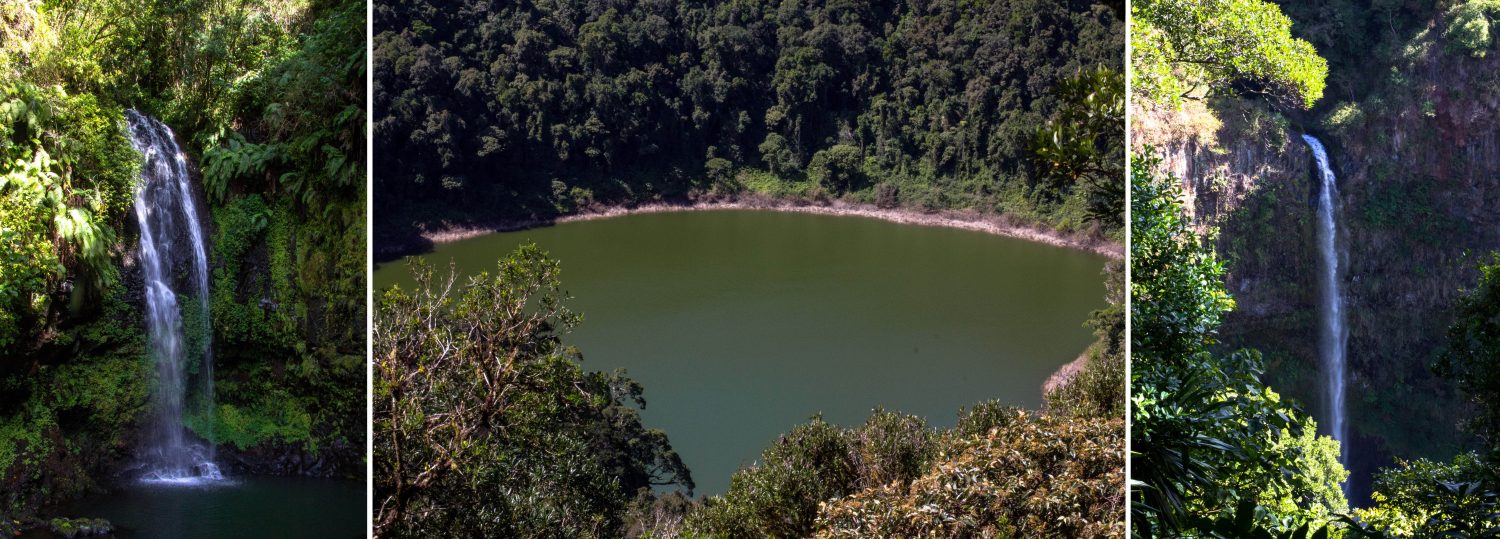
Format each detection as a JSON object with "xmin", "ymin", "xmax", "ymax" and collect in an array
[{"xmin": 47, "ymin": 517, "xmax": 113, "ymax": 538}]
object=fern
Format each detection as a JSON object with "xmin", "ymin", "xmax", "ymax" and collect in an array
[{"xmin": 201, "ymin": 130, "xmax": 283, "ymax": 203}]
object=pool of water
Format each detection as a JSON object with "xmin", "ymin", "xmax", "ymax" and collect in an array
[
  {"xmin": 374, "ymin": 209, "xmax": 1109, "ymax": 494},
  {"xmin": 28, "ymin": 477, "xmax": 364, "ymax": 538}
]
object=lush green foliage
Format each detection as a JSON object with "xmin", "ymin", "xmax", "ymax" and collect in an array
[
  {"xmin": 0, "ymin": 22, "xmax": 154, "ymax": 511},
  {"xmin": 373, "ymin": 247, "xmax": 692, "ymax": 538},
  {"xmin": 681, "ymin": 403, "xmax": 1123, "ymax": 539},
  {"xmin": 685, "ymin": 411, "xmax": 934, "ymax": 538},
  {"xmin": 1031, "ymin": 66, "xmax": 1126, "ymax": 229},
  {"xmin": 1350, "ymin": 453, "xmax": 1500, "ymax": 537},
  {"xmin": 812, "ymin": 411, "xmax": 1125, "ymax": 538},
  {"xmin": 1445, "ymin": 1, "xmax": 1500, "ymax": 58},
  {"xmin": 373, "ymin": 0, "xmax": 1123, "ymax": 242},
  {"xmin": 0, "ymin": 80, "xmax": 136, "ymax": 351},
  {"xmin": 1130, "ymin": 148, "xmax": 1347, "ymax": 535},
  {"xmin": 0, "ymin": 0, "xmax": 366, "ymax": 514},
  {"xmin": 0, "ymin": 286, "xmax": 146, "ymax": 513},
  {"xmin": 194, "ymin": 1, "xmax": 367, "ymax": 458},
  {"xmin": 1132, "ymin": 0, "xmax": 1328, "ymax": 108}
]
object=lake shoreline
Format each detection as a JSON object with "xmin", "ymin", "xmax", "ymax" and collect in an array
[
  {"xmin": 384, "ymin": 196, "xmax": 1123, "ymax": 260},
  {"xmin": 380, "ymin": 196, "xmax": 1116, "ymax": 405},
  {"xmin": 1043, "ymin": 351, "xmax": 1090, "ymax": 396}
]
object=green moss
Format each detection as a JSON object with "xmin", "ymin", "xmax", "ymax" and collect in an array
[
  {"xmin": 210, "ymin": 194, "xmax": 297, "ymax": 349},
  {"xmin": 0, "ymin": 285, "xmax": 147, "ymax": 512},
  {"xmin": 185, "ymin": 394, "xmax": 314, "ymax": 453}
]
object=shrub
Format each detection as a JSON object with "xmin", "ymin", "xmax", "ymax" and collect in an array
[
  {"xmin": 1446, "ymin": 1, "xmax": 1499, "ymax": 57},
  {"xmin": 374, "ymin": 247, "xmax": 691, "ymax": 538},
  {"xmin": 807, "ymin": 144, "xmax": 864, "ymax": 193},
  {"xmin": 686, "ymin": 417, "xmax": 858, "ymax": 538},
  {"xmin": 1323, "ymin": 102, "xmax": 1367, "ymax": 137},
  {"xmin": 815, "ymin": 412, "xmax": 1125, "ymax": 538}
]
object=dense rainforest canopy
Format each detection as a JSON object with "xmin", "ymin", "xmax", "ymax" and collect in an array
[
  {"xmin": 0, "ymin": 0, "xmax": 365, "ymax": 518},
  {"xmin": 372, "ymin": 0, "xmax": 1125, "ymax": 249}
]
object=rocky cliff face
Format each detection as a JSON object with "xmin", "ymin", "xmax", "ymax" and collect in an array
[{"xmin": 1136, "ymin": 38, "xmax": 1500, "ymax": 503}]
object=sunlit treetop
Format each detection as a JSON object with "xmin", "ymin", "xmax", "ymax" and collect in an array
[{"xmin": 1133, "ymin": 0, "xmax": 1328, "ymax": 109}]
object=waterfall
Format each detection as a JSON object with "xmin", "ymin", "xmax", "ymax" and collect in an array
[
  {"xmin": 1301, "ymin": 134, "xmax": 1349, "ymax": 479},
  {"xmin": 127, "ymin": 111, "xmax": 223, "ymax": 484}
]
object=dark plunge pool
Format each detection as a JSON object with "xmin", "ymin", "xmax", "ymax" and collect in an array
[{"xmin": 26, "ymin": 476, "xmax": 364, "ymax": 538}]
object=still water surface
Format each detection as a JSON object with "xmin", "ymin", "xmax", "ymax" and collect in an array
[
  {"xmin": 374, "ymin": 210, "xmax": 1108, "ymax": 494},
  {"xmin": 31, "ymin": 477, "xmax": 363, "ymax": 538}
]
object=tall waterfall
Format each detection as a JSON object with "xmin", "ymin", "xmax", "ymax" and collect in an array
[
  {"xmin": 1301, "ymin": 134, "xmax": 1349, "ymax": 476},
  {"xmin": 127, "ymin": 111, "xmax": 222, "ymax": 483}
]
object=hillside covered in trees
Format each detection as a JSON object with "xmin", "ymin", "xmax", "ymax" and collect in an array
[
  {"xmin": 1132, "ymin": 0, "xmax": 1500, "ymax": 536},
  {"xmin": 0, "ymin": 0, "xmax": 365, "ymax": 527},
  {"xmin": 373, "ymin": 0, "xmax": 1124, "ymax": 254}
]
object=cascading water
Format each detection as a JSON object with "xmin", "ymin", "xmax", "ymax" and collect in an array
[
  {"xmin": 127, "ymin": 111, "xmax": 223, "ymax": 484},
  {"xmin": 1302, "ymin": 134, "xmax": 1349, "ymax": 482}
]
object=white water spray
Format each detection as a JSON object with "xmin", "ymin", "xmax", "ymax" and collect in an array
[
  {"xmin": 127, "ymin": 111, "xmax": 222, "ymax": 484},
  {"xmin": 1302, "ymin": 134, "xmax": 1348, "ymax": 477}
]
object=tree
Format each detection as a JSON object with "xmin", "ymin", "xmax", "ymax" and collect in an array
[
  {"xmin": 1132, "ymin": 0, "xmax": 1328, "ymax": 109},
  {"xmin": 1031, "ymin": 66, "xmax": 1125, "ymax": 229},
  {"xmin": 1445, "ymin": 1, "xmax": 1500, "ymax": 58},
  {"xmin": 373, "ymin": 246, "xmax": 691, "ymax": 537},
  {"xmin": 758, "ymin": 133, "xmax": 798, "ymax": 175},
  {"xmin": 807, "ymin": 144, "xmax": 863, "ymax": 193}
]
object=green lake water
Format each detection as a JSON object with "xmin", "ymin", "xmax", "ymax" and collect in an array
[
  {"xmin": 29, "ymin": 477, "xmax": 363, "ymax": 538},
  {"xmin": 374, "ymin": 210, "xmax": 1109, "ymax": 495}
]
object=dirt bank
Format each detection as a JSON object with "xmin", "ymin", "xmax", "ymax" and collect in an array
[{"xmin": 392, "ymin": 198, "xmax": 1123, "ymax": 260}]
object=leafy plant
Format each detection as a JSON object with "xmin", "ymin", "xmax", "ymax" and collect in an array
[
  {"xmin": 1131, "ymin": 148, "xmax": 1347, "ymax": 535},
  {"xmin": 201, "ymin": 131, "xmax": 283, "ymax": 203},
  {"xmin": 1031, "ymin": 66, "xmax": 1125, "ymax": 229},
  {"xmin": 1445, "ymin": 1, "xmax": 1500, "ymax": 57},
  {"xmin": 373, "ymin": 247, "xmax": 691, "ymax": 538},
  {"xmin": 1132, "ymin": 0, "xmax": 1328, "ymax": 108}
]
